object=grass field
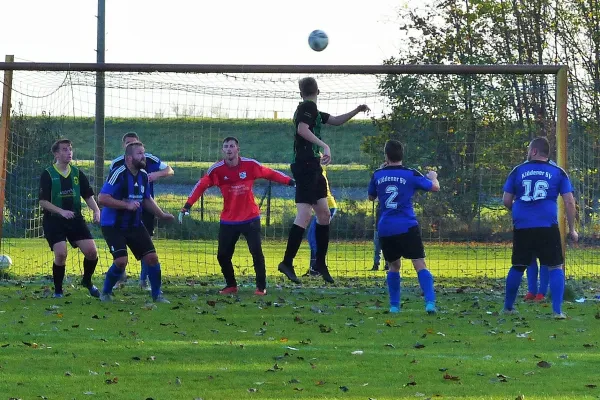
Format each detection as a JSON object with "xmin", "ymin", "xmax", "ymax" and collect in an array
[
  {"xmin": 0, "ymin": 280, "xmax": 599, "ymax": 399},
  {"xmin": 73, "ymin": 160, "xmax": 372, "ymax": 188},
  {"xmin": 59, "ymin": 117, "xmax": 375, "ymax": 164},
  {"xmin": 1, "ymin": 238, "xmax": 598, "ymax": 282}
]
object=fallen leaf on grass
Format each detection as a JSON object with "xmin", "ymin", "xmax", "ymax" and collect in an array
[
  {"xmin": 403, "ymin": 377, "xmax": 416, "ymax": 387},
  {"xmin": 266, "ymin": 363, "xmax": 283, "ymax": 372},
  {"xmin": 105, "ymin": 377, "xmax": 118, "ymax": 384},
  {"xmin": 537, "ymin": 361, "xmax": 551, "ymax": 368},
  {"xmin": 315, "ymin": 380, "xmax": 325, "ymax": 386},
  {"xmin": 443, "ymin": 373, "xmax": 460, "ymax": 381}
]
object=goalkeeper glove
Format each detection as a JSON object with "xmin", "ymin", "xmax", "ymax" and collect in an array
[
  {"xmin": 288, "ymin": 179, "xmax": 296, "ymax": 187},
  {"xmin": 178, "ymin": 207, "xmax": 190, "ymax": 224}
]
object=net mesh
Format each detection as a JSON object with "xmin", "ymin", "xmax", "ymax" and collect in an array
[{"xmin": 0, "ymin": 69, "xmax": 597, "ymax": 283}]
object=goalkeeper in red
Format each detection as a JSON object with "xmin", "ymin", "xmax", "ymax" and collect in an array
[{"xmin": 179, "ymin": 137, "xmax": 295, "ymax": 295}]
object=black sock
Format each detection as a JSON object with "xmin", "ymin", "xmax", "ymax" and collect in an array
[
  {"xmin": 52, "ymin": 263, "xmax": 66, "ymax": 294},
  {"xmin": 82, "ymin": 257, "xmax": 98, "ymax": 287},
  {"xmin": 283, "ymin": 224, "xmax": 306, "ymax": 266},
  {"xmin": 315, "ymin": 223, "xmax": 330, "ymax": 269}
]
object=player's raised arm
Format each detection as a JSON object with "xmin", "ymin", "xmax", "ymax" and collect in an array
[
  {"xmin": 256, "ymin": 163, "xmax": 295, "ymax": 186},
  {"xmin": 297, "ymin": 123, "xmax": 331, "ymax": 165},
  {"xmin": 178, "ymin": 173, "xmax": 215, "ymax": 223},
  {"xmin": 146, "ymin": 154, "xmax": 174, "ymax": 183},
  {"xmin": 425, "ymin": 171, "xmax": 440, "ymax": 192},
  {"xmin": 325, "ymin": 105, "xmax": 370, "ymax": 126}
]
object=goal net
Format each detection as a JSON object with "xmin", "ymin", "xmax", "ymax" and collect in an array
[{"xmin": 0, "ymin": 65, "xmax": 595, "ymax": 285}]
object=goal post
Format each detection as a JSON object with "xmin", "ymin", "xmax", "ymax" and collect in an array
[{"xmin": 0, "ymin": 61, "xmax": 578, "ymax": 283}]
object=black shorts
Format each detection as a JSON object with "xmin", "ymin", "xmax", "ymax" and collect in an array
[
  {"xmin": 142, "ymin": 209, "xmax": 156, "ymax": 237},
  {"xmin": 379, "ymin": 225, "xmax": 426, "ymax": 262},
  {"xmin": 101, "ymin": 225, "xmax": 156, "ymax": 260},
  {"xmin": 291, "ymin": 159, "xmax": 327, "ymax": 205},
  {"xmin": 43, "ymin": 216, "xmax": 93, "ymax": 250},
  {"xmin": 512, "ymin": 225, "xmax": 563, "ymax": 267}
]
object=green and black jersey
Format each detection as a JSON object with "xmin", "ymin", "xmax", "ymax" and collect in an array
[
  {"xmin": 292, "ymin": 100, "xmax": 330, "ymax": 163},
  {"xmin": 39, "ymin": 164, "xmax": 94, "ymax": 218}
]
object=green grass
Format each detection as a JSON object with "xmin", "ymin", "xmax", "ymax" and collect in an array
[
  {"xmin": 56, "ymin": 117, "xmax": 376, "ymax": 164},
  {"xmin": 1, "ymin": 238, "xmax": 598, "ymax": 281},
  {"xmin": 73, "ymin": 160, "xmax": 372, "ymax": 188},
  {"xmin": 0, "ymin": 282, "xmax": 599, "ymax": 399}
]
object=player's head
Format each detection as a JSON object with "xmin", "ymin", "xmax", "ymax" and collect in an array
[
  {"xmin": 122, "ymin": 132, "xmax": 140, "ymax": 149},
  {"xmin": 51, "ymin": 139, "xmax": 73, "ymax": 164},
  {"xmin": 125, "ymin": 141, "xmax": 146, "ymax": 169},
  {"xmin": 527, "ymin": 136, "xmax": 550, "ymax": 161},
  {"xmin": 299, "ymin": 77, "xmax": 319, "ymax": 99},
  {"xmin": 222, "ymin": 136, "xmax": 240, "ymax": 162},
  {"xmin": 384, "ymin": 140, "xmax": 404, "ymax": 164}
]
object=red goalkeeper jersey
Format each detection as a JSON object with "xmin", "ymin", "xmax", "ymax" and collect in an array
[{"xmin": 184, "ymin": 157, "xmax": 292, "ymax": 224}]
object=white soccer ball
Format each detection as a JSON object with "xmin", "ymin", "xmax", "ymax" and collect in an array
[
  {"xmin": 0, "ymin": 254, "xmax": 12, "ymax": 270},
  {"xmin": 308, "ymin": 30, "xmax": 329, "ymax": 52}
]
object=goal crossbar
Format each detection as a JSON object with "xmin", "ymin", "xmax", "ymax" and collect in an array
[{"xmin": 0, "ymin": 62, "xmax": 564, "ymax": 75}]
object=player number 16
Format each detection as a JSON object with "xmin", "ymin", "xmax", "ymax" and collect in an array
[{"xmin": 521, "ymin": 179, "xmax": 549, "ymax": 201}]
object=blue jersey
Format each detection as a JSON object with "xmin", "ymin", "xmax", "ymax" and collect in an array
[
  {"xmin": 100, "ymin": 165, "xmax": 151, "ymax": 228},
  {"xmin": 503, "ymin": 160, "xmax": 573, "ymax": 229},
  {"xmin": 110, "ymin": 153, "xmax": 167, "ymax": 198},
  {"xmin": 368, "ymin": 165, "xmax": 434, "ymax": 236}
]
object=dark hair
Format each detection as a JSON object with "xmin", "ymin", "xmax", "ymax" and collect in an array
[
  {"xmin": 530, "ymin": 136, "xmax": 550, "ymax": 157},
  {"xmin": 222, "ymin": 136, "xmax": 239, "ymax": 145},
  {"xmin": 51, "ymin": 139, "xmax": 72, "ymax": 153},
  {"xmin": 122, "ymin": 132, "xmax": 139, "ymax": 142},
  {"xmin": 125, "ymin": 141, "xmax": 144, "ymax": 156},
  {"xmin": 384, "ymin": 140, "xmax": 404, "ymax": 162},
  {"xmin": 299, "ymin": 77, "xmax": 319, "ymax": 97}
]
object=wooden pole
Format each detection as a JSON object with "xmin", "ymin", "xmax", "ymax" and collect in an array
[
  {"xmin": 0, "ymin": 55, "xmax": 14, "ymax": 247},
  {"xmin": 556, "ymin": 67, "xmax": 569, "ymax": 261}
]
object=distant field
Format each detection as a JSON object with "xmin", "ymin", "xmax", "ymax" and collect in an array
[
  {"xmin": 58, "ymin": 117, "xmax": 376, "ymax": 164},
  {"xmin": 74, "ymin": 160, "xmax": 372, "ymax": 188}
]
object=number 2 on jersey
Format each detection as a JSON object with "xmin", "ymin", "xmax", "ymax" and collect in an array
[
  {"xmin": 521, "ymin": 179, "xmax": 549, "ymax": 201},
  {"xmin": 385, "ymin": 185, "xmax": 398, "ymax": 209}
]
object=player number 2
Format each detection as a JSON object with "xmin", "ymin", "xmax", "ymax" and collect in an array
[
  {"xmin": 385, "ymin": 185, "xmax": 398, "ymax": 209},
  {"xmin": 521, "ymin": 179, "xmax": 549, "ymax": 201}
]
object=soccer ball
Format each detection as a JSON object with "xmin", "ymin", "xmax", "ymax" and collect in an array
[
  {"xmin": 308, "ymin": 30, "xmax": 329, "ymax": 52},
  {"xmin": 0, "ymin": 254, "xmax": 12, "ymax": 270}
]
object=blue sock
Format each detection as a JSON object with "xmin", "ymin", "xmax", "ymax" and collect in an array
[
  {"xmin": 548, "ymin": 268, "xmax": 565, "ymax": 314},
  {"xmin": 140, "ymin": 261, "xmax": 148, "ymax": 282},
  {"xmin": 386, "ymin": 271, "xmax": 401, "ymax": 307},
  {"xmin": 147, "ymin": 263, "xmax": 162, "ymax": 299},
  {"xmin": 538, "ymin": 266, "xmax": 549, "ymax": 296},
  {"xmin": 417, "ymin": 269, "xmax": 435, "ymax": 302},
  {"xmin": 526, "ymin": 263, "xmax": 538, "ymax": 295},
  {"xmin": 504, "ymin": 267, "xmax": 524, "ymax": 310},
  {"xmin": 103, "ymin": 264, "xmax": 124, "ymax": 294}
]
